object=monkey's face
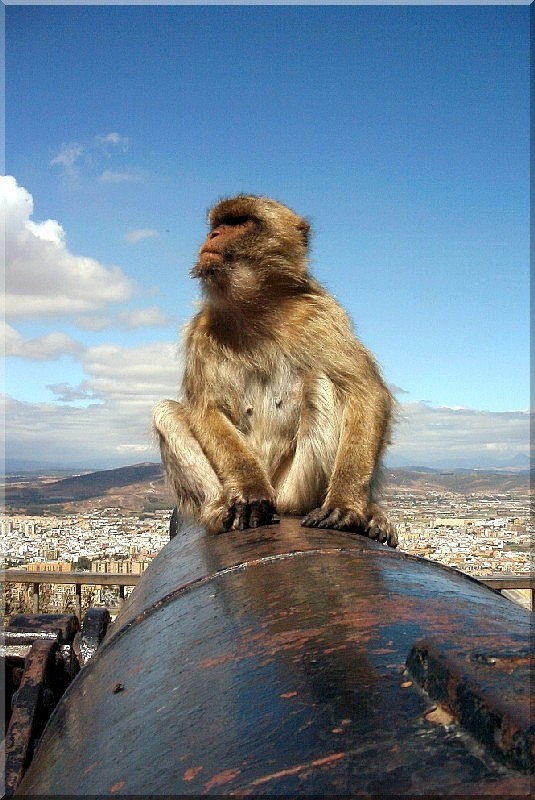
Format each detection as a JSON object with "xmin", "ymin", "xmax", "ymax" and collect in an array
[
  {"xmin": 196, "ymin": 216, "xmax": 256, "ymax": 270},
  {"xmin": 191, "ymin": 195, "xmax": 311, "ymax": 307},
  {"xmin": 192, "ymin": 215, "xmax": 258, "ymax": 301}
]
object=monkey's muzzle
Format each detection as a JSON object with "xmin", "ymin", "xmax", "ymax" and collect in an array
[{"xmin": 191, "ymin": 254, "xmax": 226, "ymax": 281}]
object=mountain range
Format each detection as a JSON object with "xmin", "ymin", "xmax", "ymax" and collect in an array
[{"xmin": 1, "ymin": 462, "xmax": 530, "ymax": 513}]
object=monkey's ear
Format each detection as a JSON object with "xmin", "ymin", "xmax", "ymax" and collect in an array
[{"xmin": 296, "ymin": 219, "xmax": 311, "ymax": 248}]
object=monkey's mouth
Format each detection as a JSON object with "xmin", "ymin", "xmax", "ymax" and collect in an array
[
  {"xmin": 199, "ymin": 248, "xmax": 223, "ymax": 258},
  {"xmin": 191, "ymin": 258, "xmax": 227, "ymax": 282}
]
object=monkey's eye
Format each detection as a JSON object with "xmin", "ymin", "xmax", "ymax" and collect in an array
[{"xmin": 222, "ymin": 215, "xmax": 250, "ymax": 226}]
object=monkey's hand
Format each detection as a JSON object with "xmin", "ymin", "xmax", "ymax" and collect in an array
[
  {"xmin": 206, "ymin": 487, "xmax": 276, "ymax": 533},
  {"xmin": 302, "ymin": 503, "xmax": 398, "ymax": 549}
]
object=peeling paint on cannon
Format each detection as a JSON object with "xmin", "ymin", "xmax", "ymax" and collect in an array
[{"xmin": 15, "ymin": 517, "xmax": 533, "ymax": 796}]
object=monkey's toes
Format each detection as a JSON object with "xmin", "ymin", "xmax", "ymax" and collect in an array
[
  {"xmin": 248, "ymin": 499, "xmax": 276, "ymax": 528},
  {"xmin": 226, "ymin": 498, "xmax": 276, "ymax": 531},
  {"xmin": 301, "ymin": 507, "xmax": 331, "ymax": 527},
  {"xmin": 367, "ymin": 517, "xmax": 398, "ymax": 549},
  {"xmin": 302, "ymin": 507, "xmax": 368, "ymax": 531}
]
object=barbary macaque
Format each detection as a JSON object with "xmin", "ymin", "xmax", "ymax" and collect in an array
[{"xmin": 153, "ymin": 195, "xmax": 397, "ymax": 547}]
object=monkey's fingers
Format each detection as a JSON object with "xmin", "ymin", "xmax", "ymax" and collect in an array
[
  {"xmin": 330, "ymin": 509, "xmax": 368, "ymax": 531},
  {"xmin": 249, "ymin": 499, "xmax": 276, "ymax": 528},
  {"xmin": 234, "ymin": 501, "xmax": 250, "ymax": 531},
  {"xmin": 301, "ymin": 506, "xmax": 331, "ymax": 527},
  {"xmin": 221, "ymin": 502, "xmax": 237, "ymax": 531},
  {"xmin": 367, "ymin": 517, "xmax": 398, "ymax": 549},
  {"xmin": 302, "ymin": 506, "xmax": 362, "ymax": 530},
  {"xmin": 317, "ymin": 508, "xmax": 347, "ymax": 529}
]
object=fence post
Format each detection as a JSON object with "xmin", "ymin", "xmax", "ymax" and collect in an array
[
  {"xmin": 32, "ymin": 582, "xmax": 39, "ymax": 613},
  {"xmin": 75, "ymin": 583, "xmax": 82, "ymax": 621}
]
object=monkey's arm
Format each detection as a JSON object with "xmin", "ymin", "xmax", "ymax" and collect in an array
[
  {"xmin": 302, "ymin": 386, "xmax": 397, "ymax": 547},
  {"xmin": 184, "ymin": 404, "xmax": 276, "ymax": 532},
  {"xmin": 292, "ymin": 299, "xmax": 398, "ymax": 549}
]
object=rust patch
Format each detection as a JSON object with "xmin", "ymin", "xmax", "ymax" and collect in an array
[
  {"xmin": 245, "ymin": 752, "xmax": 346, "ymax": 789},
  {"xmin": 312, "ymin": 753, "xmax": 346, "ymax": 767},
  {"xmin": 183, "ymin": 766, "xmax": 203, "ymax": 781},
  {"xmin": 205, "ymin": 768, "xmax": 241, "ymax": 790},
  {"xmin": 424, "ymin": 706, "xmax": 456, "ymax": 726},
  {"xmin": 109, "ymin": 780, "xmax": 125, "ymax": 793},
  {"xmin": 199, "ymin": 652, "xmax": 234, "ymax": 669},
  {"xmin": 323, "ymin": 644, "xmax": 349, "ymax": 655},
  {"xmin": 406, "ymin": 638, "xmax": 533, "ymax": 772},
  {"xmin": 280, "ymin": 691, "xmax": 298, "ymax": 699}
]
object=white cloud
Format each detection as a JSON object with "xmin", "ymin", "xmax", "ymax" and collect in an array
[
  {"xmin": 3, "ymin": 336, "xmax": 531, "ymax": 469},
  {"xmin": 99, "ymin": 170, "xmax": 140, "ymax": 184},
  {"xmin": 2, "ymin": 176, "xmax": 136, "ymax": 320},
  {"xmin": 3, "ymin": 394, "xmax": 159, "ymax": 466},
  {"xmin": 3, "ymin": 340, "xmax": 182, "ymax": 465},
  {"xmin": 3, "ymin": 322, "xmax": 84, "ymax": 361},
  {"xmin": 47, "ymin": 383, "xmax": 95, "ymax": 403},
  {"xmin": 73, "ymin": 315, "xmax": 112, "ymax": 332},
  {"xmin": 117, "ymin": 306, "xmax": 169, "ymax": 328},
  {"xmin": 50, "ymin": 134, "xmax": 133, "ymax": 182},
  {"xmin": 50, "ymin": 142, "xmax": 84, "ymax": 177},
  {"xmin": 81, "ymin": 341, "xmax": 181, "ymax": 404},
  {"xmin": 389, "ymin": 401, "xmax": 531, "ymax": 467},
  {"xmin": 124, "ymin": 228, "xmax": 158, "ymax": 243},
  {"xmin": 95, "ymin": 132, "xmax": 130, "ymax": 153},
  {"xmin": 72, "ymin": 306, "xmax": 169, "ymax": 331}
]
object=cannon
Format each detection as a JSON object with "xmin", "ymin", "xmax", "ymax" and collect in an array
[{"xmin": 7, "ymin": 517, "xmax": 534, "ymax": 795}]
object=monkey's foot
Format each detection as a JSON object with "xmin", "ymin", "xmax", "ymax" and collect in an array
[
  {"xmin": 366, "ymin": 504, "xmax": 398, "ymax": 548},
  {"xmin": 206, "ymin": 494, "xmax": 276, "ymax": 533},
  {"xmin": 302, "ymin": 505, "xmax": 398, "ymax": 549},
  {"xmin": 224, "ymin": 498, "xmax": 276, "ymax": 532}
]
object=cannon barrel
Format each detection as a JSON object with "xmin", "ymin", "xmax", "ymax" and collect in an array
[{"xmin": 15, "ymin": 517, "xmax": 533, "ymax": 795}]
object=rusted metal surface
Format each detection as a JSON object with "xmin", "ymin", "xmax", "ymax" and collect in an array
[
  {"xmin": 406, "ymin": 637, "xmax": 532, "ymax": 772},
  {"xmin": 4, "ymin": 639, "xmax": 68, "ymax": 796},
  {"xmin": 73, "ymin": 607, "xmax": 111, "ymax": 667},
  {"xmin": 5, "ymin": 612, "xmax": 79, "ymax": 647},
  {"xmin": 4, "ymin": 613, "xmax": 80, "ymax": 680},
  {"xmin": 15, "ymin": 517, "xmax": 533, "ymax": 796}
]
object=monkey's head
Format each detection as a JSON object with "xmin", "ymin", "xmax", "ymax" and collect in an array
[{"xmin": 192, "ymin": 195, "xmax": 312, "ymax": 309}]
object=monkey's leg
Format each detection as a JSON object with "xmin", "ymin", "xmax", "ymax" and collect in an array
[
  {"xmin": 153, "ymin": 400, "xmax": 221, "ymax": 526},
  {"xmin": 153, "ymin": 400, "xmax": 275, "ymax": 533},
  {"xmin": 186, "ymin": 405, "xmax": 276, "ymax": 532},
  {"xmin": 275, "ymin": 375, "xmax": 340, "ymax": 514},
  {"xmin": 301, "ymin": 394, "xmax": 398, "ymax": 548}
]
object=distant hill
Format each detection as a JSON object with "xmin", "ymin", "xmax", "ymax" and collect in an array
[
  {"xmin": 386, "ymin": 468, "xmax": 530, "ymax": 494},
  {"xmin": 45, "ymin": 463, "xmax": 163, "ymax": 498},
  {"xmin": 1, "ymin": 462, "xmax": 530, "ymax": 513},
  {"xmin": 2, "ymin": 462, "xmax": 169, "ymax": 510}
]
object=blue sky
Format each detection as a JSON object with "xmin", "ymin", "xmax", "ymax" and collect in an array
[{"xmin": 3, "ymin": 3, "xmax": 530, "ymax": 469}]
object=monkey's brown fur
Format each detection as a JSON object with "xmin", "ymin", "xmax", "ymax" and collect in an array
[{"xmin": 153, "ymin": 195, "xmax": 397, "ymax": 547}]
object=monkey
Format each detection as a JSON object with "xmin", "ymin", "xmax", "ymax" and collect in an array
[{"xmin": 153, "ymin": 195, "xmax": 398, "ymax": 548}]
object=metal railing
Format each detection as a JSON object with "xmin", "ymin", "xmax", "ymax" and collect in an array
[
  {"xmin": 479, "ymin": 573, "xmax": 534, "ymax": 610},
  {"xmin": 1, "ymin": 570, "xmax": 141, "ymax": 620},
  {"xmin": 1, "ymin": 569, "xmax": 533, "ymax": 619}
]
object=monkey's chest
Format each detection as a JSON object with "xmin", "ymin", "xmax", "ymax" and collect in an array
[{"xmin": 233, "ymin": 367, "xmax": 303, "ymax": 471}]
